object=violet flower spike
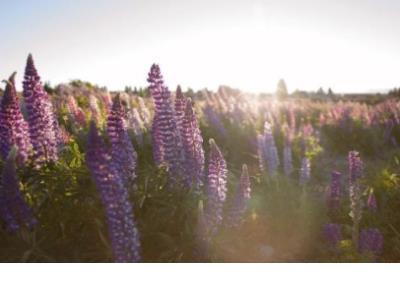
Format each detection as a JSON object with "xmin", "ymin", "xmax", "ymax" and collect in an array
[
  {"xmin": 327, "ymin": 171, "xmax": 342, "ymax": 212},
  {"xmin": 107, "ymin": 95, "xmax": 138, "ymax": 186},
  {"xmin": 181, "ymin": 98, "xmax": 205, "ymax": 188},
  {"xmin": 348, "ymin": 150, "xmax": 364, "ymax": 249},
  {"xmin": 86, "ymin": 121, "xmax": 141, "ymax": 262},
  {"xmin": 147, "ymin": 64, "xmax": 184, "ymax": 179},
  {"xmin": 225, "ymin": 164, "xmax": 251, "ymax": 228},
  {"xmin": 359, "ymin": 228, "xmax": 383, "ymax": 257},
  {"xmin": 204, "ymin": 139, "xmax": 228, "ymax": 236},
  {"xmin": 323, "ymin": 223, "xmax": 342, "ymax": 249},
  {"xmin": 0, "ymin": 72, "xmax": 32, "ymax": 164},
  {"xmin": 0, "ymin": 147, "xmax": 37, "ymax": 232},
  {"xmin": 22, "ymin": 54, "xmax": 60, "ymax": 165}
]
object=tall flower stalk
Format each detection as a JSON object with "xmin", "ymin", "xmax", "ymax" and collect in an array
[
  {"xmin": 263, "ymin": 122, "xmax": 280, "ymax": 176},
  {"xmin": 348, "ymin": 151, "xmax": 363, "ymax": 249},
  {"xmin": 181, "ymin": 98, "xmax": 205, "ymax": 188},
  {"xmin": 0, "ymin": 73, "xmax": 32, "ymax": 164},
  {"xmin": 327, "ymin": 171, "xmax": 342, "ymax": 214},
  {"xmin": 204, "ymin": 139, "xmax": 227, "ymax": 236},
  {"xmin": 225, "ymin": 164, "xmax": 251, "ymax": 228},
  {"xmin": 0, "ymin": 147, "xmax": 37, "ymax": 232},
  {"xmin": 22, "ymin": 54, "xmax": 60, "ymax": 165},
  {"xmin": 86, "ymin": 121, "xmax": 141, "ymax": 262},
  {"xmin": 147, "ymin": 64, "xmax": 183, "ymax": 179},
  {"xmin": 107, "ymin": 95, "xmax": 137, "ymax": 186},
  {"xmin": 283, "ymin": 132, "xmax": 293, "ymax": 177}
]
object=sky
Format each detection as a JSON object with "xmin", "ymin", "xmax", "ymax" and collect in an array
[{"xmin": 1, "ymin": 0, "xmax": 399, "ymax": 93}]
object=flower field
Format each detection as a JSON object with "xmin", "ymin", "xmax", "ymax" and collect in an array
[{"xmin": 0, "ymin": 55, "xmax": 400, "ymax": 262}]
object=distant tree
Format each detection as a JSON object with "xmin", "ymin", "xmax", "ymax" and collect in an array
[
  {"xmin": 317, "ymin": 87, "xmax": 325, "ymax": 96},
  {"xmin": 327, "ymin": 88, "xmax": 334, "ymax": 96},
  {"xmin": 44, "ymin": 81, "xmax": 55, "ymax": 95},
  {"xmin": 124, "ymin": 86, "xmax": 133, "ymax": 93},
  {"xmin": 276, "ymin": 79, "xmax": 288, "ymax": 100}
]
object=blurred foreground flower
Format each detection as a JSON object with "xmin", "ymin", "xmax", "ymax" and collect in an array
[
  {"xmin": 86, "ymin": 121, "xmax": 140, "ymax": 262},
  {"xmin": 323, "ymin": 223, "xmax": 342, "ymax": 249},
  {"xmin": 359, "ymin": 228, "xmax": 383, "ymax": 258},
  {"xmin": 0, "ymin": 147, "xmax": 37, "ymax": 232}
]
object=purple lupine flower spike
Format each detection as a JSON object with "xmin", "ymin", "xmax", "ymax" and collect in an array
[
  {"xmin": 323, "ymin": 223, "xmax": 342, "ymax": 249},
  {"xmin": 367, "ymin": 190, "xmax": 377, "ymax": 212},
  {"xmin": 204, "ymin": 139, "xmax": 228, "ymax": 236},
  {"xmin": 148, "ymin": 64, "xmax": 184, "ymax": 179},
  {"xmin": 181, "ymin": 98, "xmax": 205, "ymax": 188},
  {"xmin": 225, "ymin": 164, "xmax": 251, "ymax": 228},
  {"xmin": 0, "ymin": 72, "xmax": 32, "ymax": 165},
  {"xmin": 348, "ymin": 151, "xmax": 363, "ymax": 249},
  {"xmin": 23, "ymin": 54, "xmax": 60, "ymax": 165},
  {"xmin": 86, "ymin": 121, "xmax": 141, "ymax": 262},
  {"xmin": 107, "ymin": 94, "xmax": 137, "ymax": 186},
  {"xmin": 359, "ymin": 228, "xmax": 383, "ymax": 257},
  {"xmin": 0, "ymin": 147, "xmax": 37, "ymax": 232},
  {"xmin": 327, "ymin": 171, "xmax": 342, "ymax": 212},
  {"xmin": 349, "ymin": 150, "xmax": 363, "ymax": 186}
]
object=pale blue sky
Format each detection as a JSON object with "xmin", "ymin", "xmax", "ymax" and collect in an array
[{"xmin": 1, "ymin": 0, "xmax": 399, "ymax": 93}]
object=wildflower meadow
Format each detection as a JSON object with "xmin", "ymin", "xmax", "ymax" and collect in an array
[{"xmin": 0, "ymin": 55, "xmax": 399, "ymax": 262}]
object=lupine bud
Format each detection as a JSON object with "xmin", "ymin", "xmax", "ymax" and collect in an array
[
  {"xmin": 204, "ymin": 139, "xmax": 227, "ymax": 235},
  {"xmin": 367, "ymin": 190, "xmax": 377, "ymax": 212},
  {"xmin": 148, "ymin": 64, "xmax": 183, "ymax": 178},
  {"xmin": 22, "ymin": 54, "xmax": 60, "ymax": 164},
  {"xmin": 327, "ymin": 171, "xmax": 342, "ymax": 212},
  {"xmin": 181, "ymin": 98, "xmax": 205, "ymax": 188},
  {"xmin": 0, "ymin": 147, "xmax": 37, "ymax": 232},
  {"xmin": 225, "ymin": 164, "xmax": 251, "ymax": 228},
  {"xmin": 107, "ymin": 95, "xmax": 137, "ymax": 186},
  {"xmin": 359, "ymin": 228, "xmax": 383, "ymax": 257},
  {"xmin": 0, "ymin": 73, "xmax": 32, "ymax": 164},
  {"xmin": 323, "ymin": 223, "xmax": 342, "ymax": 248},
  {"xmin": 86, "ymin": 121, "xmax": 141, "ymax": 262},
  {"xmin": 299, "ymin": 157, "xmax": 311, "ymax": 185}
]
